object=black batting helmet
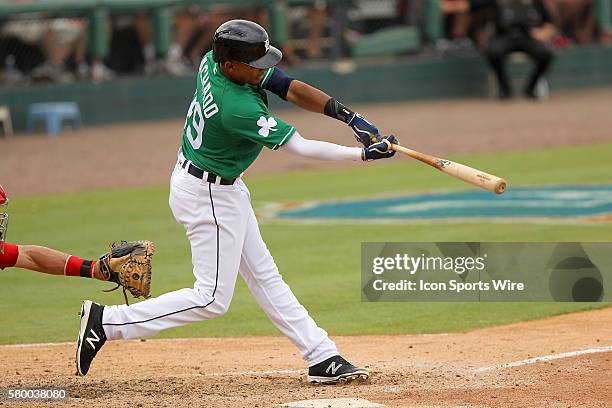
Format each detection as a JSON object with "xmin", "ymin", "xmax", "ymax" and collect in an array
[{"xmin": 212, "ymin": 20, "xmax": 282, "ymax": 69}]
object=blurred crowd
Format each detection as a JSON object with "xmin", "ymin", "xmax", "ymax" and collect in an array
[
  {"xmin": 0, "ymin": 0, "xmax": 609, "ymax": 86},
  {"xmin": 441, "ymin": 0, "xmax": 607, "ymax": 47}
]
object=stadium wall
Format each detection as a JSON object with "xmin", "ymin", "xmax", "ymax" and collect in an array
[{"xmin": 1, "ymin": 45, "xmax": 611, "ymax": 132}]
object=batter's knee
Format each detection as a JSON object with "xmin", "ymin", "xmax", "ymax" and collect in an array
[
  {"xmin": 193, "ymin": 287, "xmax": 231, "ymax": 317},
  {"xmin": 210, "ymin": 299, "xmax": 231, "ymax": 316}
]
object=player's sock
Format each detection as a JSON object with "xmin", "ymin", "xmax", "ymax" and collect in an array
[{"xmin": 64, "ymin": 256, "xmax": 97, "ymax": 279}]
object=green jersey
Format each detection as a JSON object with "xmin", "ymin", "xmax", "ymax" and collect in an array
[{"xmin": 180, "ymin": 51, "xmax": 296, "ymax": 179}]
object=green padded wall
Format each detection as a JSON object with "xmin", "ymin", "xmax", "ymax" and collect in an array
[{"xmin": 1, "ymin": 46, "xmax": 611, "ymax": 132}]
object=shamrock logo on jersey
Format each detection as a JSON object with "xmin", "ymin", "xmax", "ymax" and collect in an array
[{"xmin": 257, "ymin": 116, "xmax": 278, "ymax": 137}]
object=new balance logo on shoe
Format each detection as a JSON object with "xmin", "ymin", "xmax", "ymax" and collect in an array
[
  {"xmin": 86, "ymin": 329, "xmax": 101, "ymax": 349},
  {"xmin": 76, "ymin": 301, "xmax": 107, "ymax": 376},
  {"xmin": 307, "ymin": 355, "xmax": 369, "ymax": 384},
  {"xmin": 326, "ymin": 362, "xmax": 342, "ymax": 375}
]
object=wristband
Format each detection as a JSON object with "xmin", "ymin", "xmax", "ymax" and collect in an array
[{"xmin": 324, "ymin": 98, "xmax": 356, "ymax": 124}]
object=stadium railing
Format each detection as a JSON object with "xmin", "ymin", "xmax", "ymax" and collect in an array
[{"xmin": 0, "ymin": 0, "xmax": 609, "ymax": 73}]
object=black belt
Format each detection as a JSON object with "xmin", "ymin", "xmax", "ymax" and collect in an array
[{"xmin": 180, "ymin": 159, "xmax": 236, "ymax": 185}]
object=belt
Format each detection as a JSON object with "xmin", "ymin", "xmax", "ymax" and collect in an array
[{"xmin": 179, "ymin": 159, "xmax": 236, "ymax": 185}]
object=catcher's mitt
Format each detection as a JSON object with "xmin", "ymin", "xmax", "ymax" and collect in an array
[{"xmin": 99, "ymin": 240, "xmax": 155, "ymax": 304}]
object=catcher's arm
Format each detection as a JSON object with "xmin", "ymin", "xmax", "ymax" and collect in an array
[{"xmin": 99, "ymin": 240, "xmax": 155, "ymax": 304}]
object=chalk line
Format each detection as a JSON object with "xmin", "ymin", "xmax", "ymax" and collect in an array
[
  {"xmin": 475, "ymin": 345, "xmax": 612, "ymax": 372},
  {"xmin": 0, "ymin": 333, "xmax": 448, "ymax": 349}
]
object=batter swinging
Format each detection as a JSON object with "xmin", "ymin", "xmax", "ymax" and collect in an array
[{"xmin": 76, "ymin": 20, "xmax": 398, "ymax": 384}]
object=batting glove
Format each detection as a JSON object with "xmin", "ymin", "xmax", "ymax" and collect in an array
[
  {"xmin": 362, "ymin": 135, "xmax": 398, "ymax": 161},
  {"xmin": 349, "ymin": 113, "xmax": 381, "ymax": 147}
]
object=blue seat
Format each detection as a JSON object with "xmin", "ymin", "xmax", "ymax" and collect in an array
[{"xmin": 26, "ymin": 102, "xmax": 81, "ymax": 136}]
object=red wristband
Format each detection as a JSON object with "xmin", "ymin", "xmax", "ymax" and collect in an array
[
  {"xmin": 65, "ymin": 256, "xmax": 96, "ymax": 278},
  {"xmin": 0, "ymin": 243, "xmax": 19, "ymax": 270}
]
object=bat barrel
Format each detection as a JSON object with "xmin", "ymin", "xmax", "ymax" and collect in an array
[{"xmin": 390, "ymin": 144, "xmax": 507, "ymax": 195}]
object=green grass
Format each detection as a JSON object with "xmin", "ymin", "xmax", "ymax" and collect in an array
[{"xmin": 1, "ymin": 142, "xmax": 611, "ymax": 344}]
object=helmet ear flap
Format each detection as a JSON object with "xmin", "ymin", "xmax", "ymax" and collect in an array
[
  {"xmin": 212, "ymin": 39, "xmax": 232, "ymax": 65},
  {"xmin": 212, "ymin": 43, "xmax": 221, "ymax": 62}
]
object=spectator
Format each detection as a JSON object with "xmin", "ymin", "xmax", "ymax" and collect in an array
[
  {"xmin": 306, "ymin": 2, "xmax": 328, "ymax": 59},
  {"xmin": 105, "ymin": 14, "xmax": 148, "ymax": 75},
  {"xmin": 441, "ymin": 0, "xmax": 472, "ymax": 39},
  {"xmin": 470, "ymin": 0, "xmax": 556, "ymax": 100},
  {"xmin": 173, "ymin": 6, "xmax": 301, "ymax": 66},
  {"xmin": 545, "ymin": 0, "xmax": 596, "ymax": 44},
  {"xmin": 0, "ymin": 19, "xmax": 43, "ymax": 84},
  {"xmin": 106, "ymin": 6, "xmax": 293, "ymax": 77},
  {"xmin": 105, "ymin": 14, "xmax": 184, "ymax": 77},
  {"xmin": 1, "ymin": 16, "xmax": 87, "ymax": 83},
  {"xmin": 0, "ymin": 16, "xmax": 114, "ymax": 84}
]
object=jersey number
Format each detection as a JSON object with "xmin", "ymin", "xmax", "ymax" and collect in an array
[
  {"xmin": 185, "ymin": 98, "xmax": 205, "ymax": 150},
  {"xmin": 184, "ymin": 95, "xmax": 219, "ymax": 150}
]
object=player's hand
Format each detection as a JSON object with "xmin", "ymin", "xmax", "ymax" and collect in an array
[
  {"xmin": 362, "ymin": 135, "xmax": 398, "ymax": 161},
  {"xmin": 349, "ymin": 113, "xmax": 381, "ymax": 147}
]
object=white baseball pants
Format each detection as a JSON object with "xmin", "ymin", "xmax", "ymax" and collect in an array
[{"xmin": 102, "ymin": 162, "xmax": 338, "ymax": 366}]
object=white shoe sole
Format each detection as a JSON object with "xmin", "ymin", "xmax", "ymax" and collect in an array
[
  {"xmin": 308, "ymin": 370, "xmax": 370, "ymax": 384},
  {"xmin": 75, "ymin": 300, "xmax": 93, "ymax": 376}
]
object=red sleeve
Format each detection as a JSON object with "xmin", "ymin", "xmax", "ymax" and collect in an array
[{"xmin": 0, "ymin": 243, "xmax": 19, "ymax": 269}]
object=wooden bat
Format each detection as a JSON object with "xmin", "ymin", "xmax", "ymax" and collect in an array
[{"xmin": 390, "ymin": 144, "xmax": 507, "ymax": 194}]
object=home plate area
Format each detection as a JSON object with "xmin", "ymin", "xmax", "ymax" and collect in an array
[
  {"xmin": 280, "ymin": 398, "xmax": 383, "ymax": 408},
  {"xmin": 0, "ymin": 308, "xmax": 611, "ymax": 407}
]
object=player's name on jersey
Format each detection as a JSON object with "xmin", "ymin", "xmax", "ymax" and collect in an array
[{"xmin": 197, "ymin": 57, "xmax": 219, "ymax": 119}]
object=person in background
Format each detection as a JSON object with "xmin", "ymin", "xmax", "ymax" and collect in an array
[
  {"xmin": 305, "ymin": 1, "xmax": 328, "ymax": 60},
  {"xmin": 441, "ymin": 0, "xmax": 473, "ymax": 39},
  {"xmin": 545, "ymin": 0, "xmax": 596, "ymax": 44},
  {"xmin": 471, "ymin": 0, "xmax": 556, "ymax": 100},
  {"xmin": 1, "ymin": 17, "xmax": 87, "ymax": 83}
]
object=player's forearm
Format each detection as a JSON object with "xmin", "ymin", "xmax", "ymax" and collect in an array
[
  {"xmin": 283, "ymin": 131, "xmax": 362, "ymax": 161},
  {"xmin": 286, "ymin": 81, "xmax": 358, "ymax": 125},
  {"xmin": 286, "ymin": 80, "xmax": 331, "ymax": 114},
  {"xmin": 15, "ymin": 245, "xmax": 69, "ymax": 274},
  {"xmin": 267, "ymin": 68, "xmax": 380, "ymax": 147},
  {"xmin": 15, "ymin": 245, "xmax": 103, "ymax": 279},
  {"xmin": 272, "ymin": 71, "xmax": 379, "ymax": 147}
]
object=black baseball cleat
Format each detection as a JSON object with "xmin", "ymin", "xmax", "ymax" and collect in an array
[
  {"xmin": 76, "ymin": 300, "xmax": 107, "ymax": 376},
  {"xmin": 307, "ymin": 355, "xmax": 369, "ymax": 384}
]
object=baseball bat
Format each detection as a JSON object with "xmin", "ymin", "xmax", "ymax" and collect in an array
[{"xmin": 390, "ymin": 144, "xmax": 507, "ymax": 194}]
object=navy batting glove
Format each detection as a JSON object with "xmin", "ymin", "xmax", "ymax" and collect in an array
[
  {"xmin": 349, "ymin": 114, "xmax": 381, "ymax": 147},
  {"xmin": 362, "ymin": 135, "xmax": 398, "ymax": 161}
]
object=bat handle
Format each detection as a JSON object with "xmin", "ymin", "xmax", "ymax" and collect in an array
[{"xmin": 391, "ymin": 143, "xmax": 442, "ymax": 169}]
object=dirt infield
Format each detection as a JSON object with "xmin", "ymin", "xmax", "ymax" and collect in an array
[
  {"xmin": 2, "ymin": 90, "xmax": 612, "ymax": 407},
  {"xmin": 2, "ymin": 89, "xmax": 612, "ymax": 197},
  {"xmin": 0, "ymin": 307, "xmax": 610, "ymax": 407}
]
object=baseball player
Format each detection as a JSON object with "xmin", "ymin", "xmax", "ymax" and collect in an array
[
  {"xmin": 0, "ymin": 184, "xmax": 153, "ymax": 302},
  {"xmin": 76, "ymin": 19, "xmax": 398, "ymax": 384}
]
